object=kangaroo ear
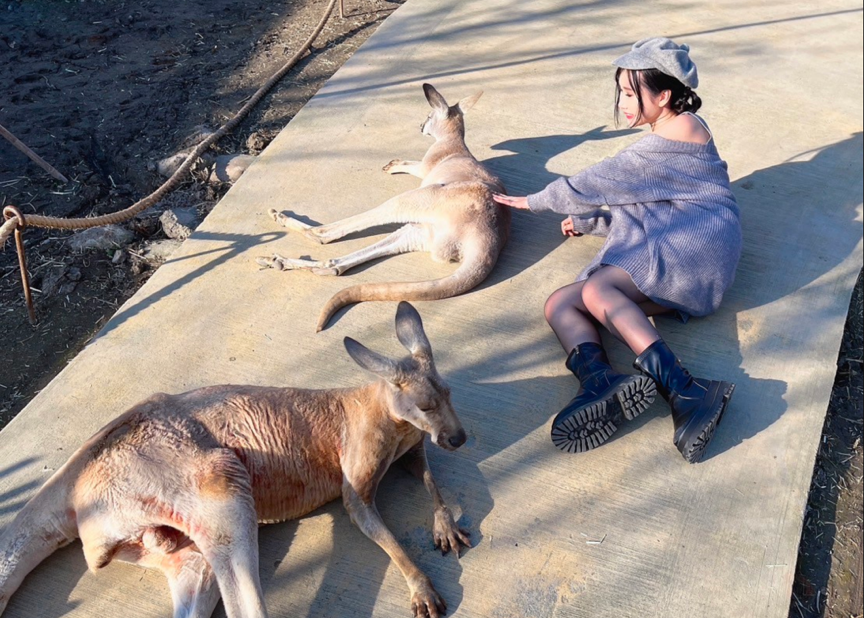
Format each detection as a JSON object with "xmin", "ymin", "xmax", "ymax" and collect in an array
[
  {"xmin": 395, "ymin": 302, "xmax": 433, "ymax": 360},
  {"xmin": 423, "ymin": 83, "xmax": 449, "ymax": 113},
  {"xmin": 457, "ymin": 91, "xmax": 483, "ymax": 114},
  {"xmin": 344, "ymin": 337, "xmax": 404, "ymax": 383}
]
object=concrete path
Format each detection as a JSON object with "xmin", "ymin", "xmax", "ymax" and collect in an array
[{"xmin": 1, "ymin": 0, "xmax": 862, "ymax": 616}]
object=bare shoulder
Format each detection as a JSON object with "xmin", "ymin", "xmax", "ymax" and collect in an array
[{"xmin": 656, "ymin": 113, "xmax": 711, "ymax": 145}]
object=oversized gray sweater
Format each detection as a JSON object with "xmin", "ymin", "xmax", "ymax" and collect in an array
[{"xmin": 527, "ymin": 133, "xmax": 741, "ymax": 318}]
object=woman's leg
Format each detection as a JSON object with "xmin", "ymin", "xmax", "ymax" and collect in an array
[
  {"xmin": 576, "ymin": 266, "xmax": 735, "ymax": 463},
  {"xmin": 545, "ymin": 276, "xmax": 659, "ymax": 453},
  {"xmin": 544, "ymin": 281, "xmax": 601, "ymax": 351},
  {"xmin": 580, "ymin": 266, "xmax": 671, "ymax": 355}
]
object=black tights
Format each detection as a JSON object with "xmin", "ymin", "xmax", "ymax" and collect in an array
[{"xmin": 544, "ymin": 265, "xmax": 671, "ymax": 356}]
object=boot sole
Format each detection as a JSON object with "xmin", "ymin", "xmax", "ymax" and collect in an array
[
  {"xmin": 677, "ymin": 382, "xmax": 735, "ymax": 464},
  {"xmin": 551, "ymin": 375, "xmax": 657, "ymax": 453}
]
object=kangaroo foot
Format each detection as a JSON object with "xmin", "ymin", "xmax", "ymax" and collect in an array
[
  {"xmin": 383, "ymin": 159, "xmax": 402, "ymax": 173},
  {"xmin": 383, "ymin": 159, "xmax": 422, "ymax": 177},
  {"xmin": 268, "ymin": 209, "xmax": 331, "ymax": 244},
  {"xmin": 256, "ymin": 254, "xmax": 341, "ymax": 276}
]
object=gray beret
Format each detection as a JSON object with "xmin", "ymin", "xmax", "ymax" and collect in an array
[{"xmin": 613, "ymin": 37, "xmax": 699, "ymax": 89}]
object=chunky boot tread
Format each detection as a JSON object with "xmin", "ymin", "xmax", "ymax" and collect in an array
[
  {"xmin": 618, "ymin": 376, "xmax": 657, "ymax": 421},
  {"xmin": 678, "ymin": 382, "xmax": 735, "ymax": 463},
  {"xmin": 551, "ymin": 374, "xmax": 656, "ymax": 454}
]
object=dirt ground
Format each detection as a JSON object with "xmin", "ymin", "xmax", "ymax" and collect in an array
[{"xmin": 0, "ymin": 1, "xmax": 861, "ymax": 616}]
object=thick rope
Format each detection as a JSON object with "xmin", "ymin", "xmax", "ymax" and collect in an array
[{"xmin": 1, "ymin": 0, "xmax": 340, "ymax": 249}]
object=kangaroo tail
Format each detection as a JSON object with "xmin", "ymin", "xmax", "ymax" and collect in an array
[
  {"xmin": 316, "ymin": 240, "xmax": 501, "ymax": 332},
  {"xmin": 0, "ymin": 478, "xmax": 76, "ymax": 615}
]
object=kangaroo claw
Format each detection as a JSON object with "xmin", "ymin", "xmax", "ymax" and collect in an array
[{"xmin": 411, "ymin": 579, "xmax": 446, "ymax": 618}]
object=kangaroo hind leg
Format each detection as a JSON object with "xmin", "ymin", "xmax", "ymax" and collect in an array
[
  {"xmin": 258, "ymin": 223, "xmax": 430, "ymax": 276},
  {"xmin": 269, "ymin": 186, "xmax": 439, "ymax": 245},
  {"xmin": 383, "ymin": 159, "xmax": 424, "ymax": 177},
  {"xmin": 161, "ymin": 547, "xmax": 220, "ymax": 618},
  {"xmin": 186, "ymin": 451, "xmax": 268, "ymax": 618},
  {"xmin": 112, "ymin": 538, "xmax": 220, "ymax": 618}
]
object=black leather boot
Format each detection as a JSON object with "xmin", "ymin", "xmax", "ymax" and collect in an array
[
  {"xmin": 551, "ymin": 342, "xmax": 657, "ymax": 453},
  {"xmin": 634, "ymin": 339, "xmax": 735, "ymax": 463}
]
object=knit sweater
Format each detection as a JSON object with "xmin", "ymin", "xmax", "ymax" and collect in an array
[{"xmin": 527, "ymin": 133, "xmax": 741, "ymax": 318}]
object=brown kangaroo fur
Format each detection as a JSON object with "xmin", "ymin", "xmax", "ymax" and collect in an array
[
  {"xmin": 0, "ymin": 303, "xmax": 469, "ymax": 618},
  {"xmin": 257, "ymin": 83, "xmax": 511, "ymax": 331}
]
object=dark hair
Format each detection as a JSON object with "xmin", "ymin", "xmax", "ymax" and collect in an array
[{"xmin": 614, "ymin": 67, "xmax": 702, "ymax": 126}]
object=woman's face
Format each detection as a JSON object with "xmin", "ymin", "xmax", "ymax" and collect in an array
[{"xmin": 617, "ymin": 70, "xmax": 669, "ymax": 127}]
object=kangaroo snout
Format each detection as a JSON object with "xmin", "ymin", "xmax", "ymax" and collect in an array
[{"xmin": 437, "ymin": 426, "xmax": 467, "ymax": 450}]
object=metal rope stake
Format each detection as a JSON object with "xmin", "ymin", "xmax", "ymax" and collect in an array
[{"xmin": 3, "ymin": 206, "xmax": 36, "ymax": 324}]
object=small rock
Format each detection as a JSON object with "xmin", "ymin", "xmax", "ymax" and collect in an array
[
  {"xmin": 57, "ymin": 280, "xmax": 79, "ymax": 296},
  {"xmin": 68, "ymin": 224, "xmax": 134, "ymax": 252},
  {"xmin": 155, "ymin": 127, "xmax": 217, "ymax": 177},
  {"xmin": 181, "ymin": 125, "xmax": 216, "ymax": 149},
  {"xmin": 159, "ymin": 207, "xmax": 201, "ymax": 241},
  {"xmin": 209, "ymin": 153, "xmax": 255, "ymax": 184},
  {"xmin": 246, "ymin": 131, "xmax": 270, "ymax": 153},
  {"xmin": 143, "ymin": 239, "xmax": 182, "ymax": 263},
  {"xmin": 112, "ymin": 249, "xmax": 126, "ymax": 264},
  {"xmin": 37, "ymin": 265, "xmax": 82, "ymax": 298},
  {"xmin": 156, "ymin": 148, "xmax": 193, "ymax": 178},
  {"xmin": 38, "ymin": 265, "xmax": 69, "ymax": 297}
]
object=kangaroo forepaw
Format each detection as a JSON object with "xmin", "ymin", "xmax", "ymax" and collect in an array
[
  {"xmin": 432, "ymin": 507, "xmax": 471, "ymax": 557},
  {"xmin": 410, "ymin": 578, "xmax": 447, "ymax": 618}
]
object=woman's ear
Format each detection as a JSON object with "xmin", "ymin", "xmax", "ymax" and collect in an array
[{"xmin": 659, "ymin": 89, "xmax": 672, "ymax": 108}]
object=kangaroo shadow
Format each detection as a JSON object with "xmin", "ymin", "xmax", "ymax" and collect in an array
[
  {"xmin": 293, "ymin": 454, "xmax": 480, "ymax": 618},
  {"xmin": 96, "ymin": 230, "xmax": 283, "ymax": 338},
  {"xmin": 279, "ymin": 127, "xmax": 640, "ymax": 330}
]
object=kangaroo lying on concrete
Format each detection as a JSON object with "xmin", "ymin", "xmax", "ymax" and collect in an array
[
  {"xmin": 257, "ymin": 83, "xmax": 511, "ymax": 331},
  {"xmin": 0, "ymin": 302, "xmax": 469, "ymax": 618}
]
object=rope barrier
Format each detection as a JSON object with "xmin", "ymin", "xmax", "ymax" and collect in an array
[{"xmin": 1, "ymin": 0, "xmax": 342, "ymax": 320}]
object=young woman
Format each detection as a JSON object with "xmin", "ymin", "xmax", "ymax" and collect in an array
[{"xmin": 493, "ymin": 38, "xmax": 742, "ymax": 463}]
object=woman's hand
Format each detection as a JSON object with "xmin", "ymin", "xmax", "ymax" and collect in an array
[
  {"xmin": 492, "ymin": 193, "xmax": 530, "ymax": 210},
  {"xmin": 561, "ymin": 217, "xmax": 583, "ymax": 237}
]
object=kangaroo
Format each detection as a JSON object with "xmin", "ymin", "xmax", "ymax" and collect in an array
[
  {"xmin": 257, "ymin": 83, "xmax": 511, "ymax": 331},
  {"xmin": 0, "ymin": 302, "xmax": 469, "ymax": 618}
]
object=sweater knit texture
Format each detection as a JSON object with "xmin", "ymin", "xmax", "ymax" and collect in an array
[{"xmin": 527, "ymin": 132, "xmax": 741, "ymax": 318}]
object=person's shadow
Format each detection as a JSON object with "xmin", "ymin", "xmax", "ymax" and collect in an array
[{"xmin": 482, "ymin": 131, "xmax": 863, "ymax": 464}]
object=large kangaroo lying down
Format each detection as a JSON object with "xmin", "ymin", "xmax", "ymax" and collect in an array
[
  {"xmin": 258, "ymin": 83, "xmax": 511, "ymax": 331},
  {"xmin": 0, "ymin": 303, "xmax": 469, "ymax": 618}
]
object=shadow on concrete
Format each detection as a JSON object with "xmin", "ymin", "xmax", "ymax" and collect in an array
[
  {"xmin": 443, "ymin": 132, "xmax": 862, "ymax": 468},
  {"xmin": 0, "ymin": 458, "xmax": 40, "ymax": 517},
  {"xmin": 97, "ymin": 230, "xmax": 283, "ymax": 338},
  {"xmin": 316, "ymin": 7, "xmax": 864, "ymax": 103},
  {"xmin": 11, "ymin": 130, "xmax": 860, "ymax": 618}
]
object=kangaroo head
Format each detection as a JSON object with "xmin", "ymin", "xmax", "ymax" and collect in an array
[
  {"xmin": 343, "ymin": 302, "xmax": 466, "ymax": 450},
  {"xmin": 420, "ymin": 83, "xmax": 483, "ymax": 140}
]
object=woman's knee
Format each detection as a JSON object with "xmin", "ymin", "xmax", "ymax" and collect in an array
[
  {"xmin": 544, "ymin": 284, "xmax": 586, "ymax": 324},
  {"xmin": 580, "ymin": 276, "xmax": 609, "ymax": 314}
]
